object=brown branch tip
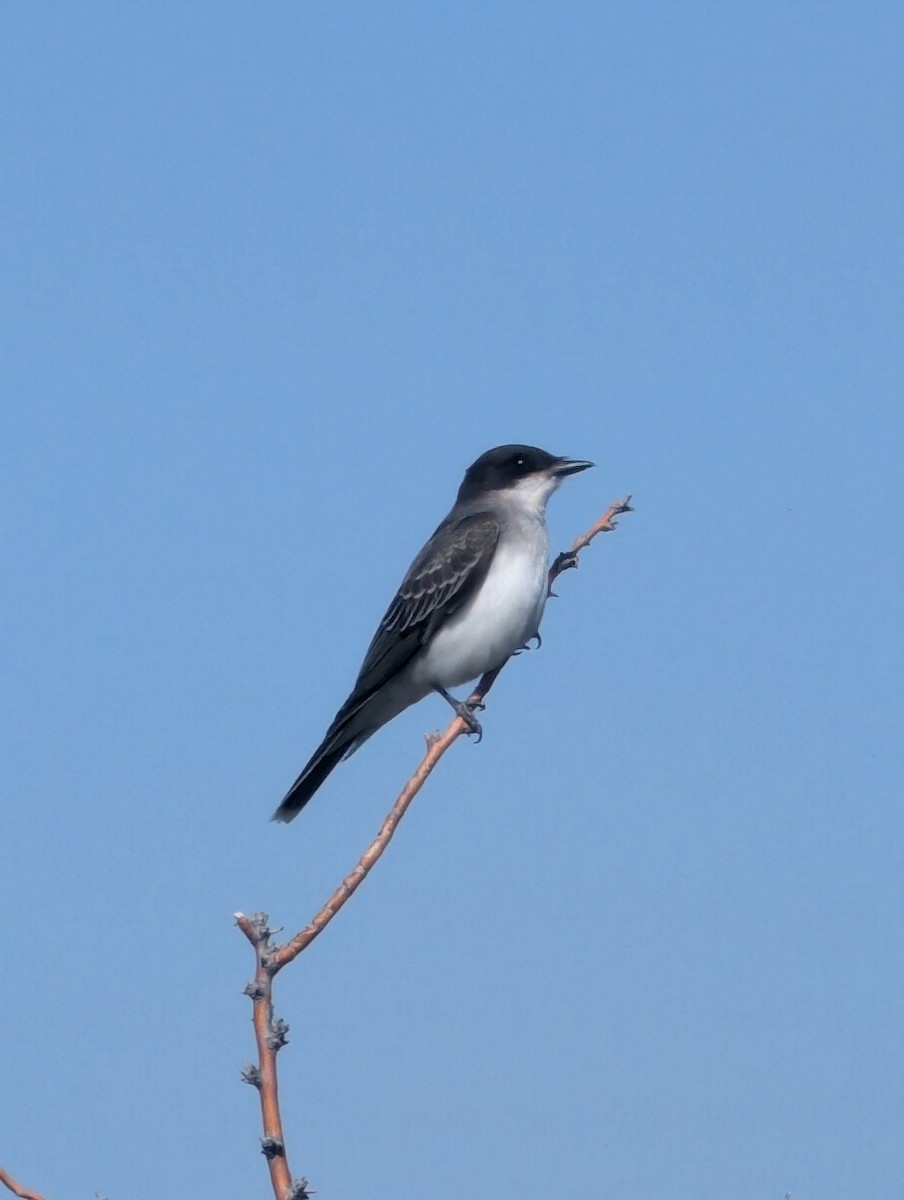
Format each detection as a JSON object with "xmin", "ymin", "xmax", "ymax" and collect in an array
[
  {"xmin": 0, "ymin": 1167, "xmax": 45, "ymax": 1200},
  {"xmin": 548, "ymin": 493, "xmax": 633, "ymax": 590}
]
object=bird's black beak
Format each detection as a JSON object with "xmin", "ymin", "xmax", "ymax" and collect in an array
[{"xmin": 552, "ymin": 457, "xmax": 595, "ymax": 476}]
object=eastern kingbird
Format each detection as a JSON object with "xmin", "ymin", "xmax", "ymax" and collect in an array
[{"xmin": 273, "ymin": 444, "xmax": 593, "ymax": 822}]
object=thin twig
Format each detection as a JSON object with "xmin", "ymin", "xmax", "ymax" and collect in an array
[
  {"xmin": 0, "ymin": 1167, "xmax": 45, "ymax": 1200},
  {"xmin": 548, "ymin": 494, "xmax": 633, "ymax": 592},
  {"xmin": 274, "ymin": 719, "xmax": 469, "ymax": 967},
  {"xmin": 239, "ymin": 494, "xmax": 633, "ymax": 1199},
  {"xmin": 235, "ymin": 913, "xmax": 312, "ymax": 1200}
]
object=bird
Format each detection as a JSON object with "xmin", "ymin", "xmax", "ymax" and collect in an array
[{"xmin": 273, "ymin": 444, "xmax": 594, "ymax": 821}]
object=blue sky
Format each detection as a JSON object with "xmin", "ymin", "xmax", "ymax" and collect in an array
[{"xmin": 3, "ymin": 4, "xmax": 902, "ymax": 1198}]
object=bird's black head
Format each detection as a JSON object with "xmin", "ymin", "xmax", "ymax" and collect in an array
[{"xmin": 456, "ymin": 444, "xmax": 594, "ymax": 506}]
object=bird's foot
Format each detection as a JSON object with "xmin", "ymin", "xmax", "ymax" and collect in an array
[
  {"xmin": 435, "ymin": 687, "xmax": 485, "ymax": 741},
  {"xmin": 452, "ymin": 700, "xmax": 483, "ymax": 741}
]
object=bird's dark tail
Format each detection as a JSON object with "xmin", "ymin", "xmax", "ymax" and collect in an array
[{"xmin": 272, "ymin": 738, "xmax": 350, "ymax": 823}]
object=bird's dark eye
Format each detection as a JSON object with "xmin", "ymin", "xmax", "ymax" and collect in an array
[{"xmin": 513, "ymin": 454, "xmax": 525, "ymax": 467}]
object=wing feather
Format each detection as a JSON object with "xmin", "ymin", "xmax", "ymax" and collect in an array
[{"xmin": 348, "ymin": 510, "xmax": 500, "ymax": 702}]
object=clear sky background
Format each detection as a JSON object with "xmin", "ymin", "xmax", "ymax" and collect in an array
[{"xmin": 3, "ymin": 5, "xmax": 902, "ymax": 1198}]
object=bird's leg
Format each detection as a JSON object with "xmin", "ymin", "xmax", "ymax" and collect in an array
[
  {"xmin": 468, "ymin": 665, "xmax": 502, "ymax": 707},
  {"xmin": 434, "ymin": 686, "xmax": 484, "ymax": 741},
  {"xmin": 435, "ymin": 663, "xmax": 508, "ymax": 742}
]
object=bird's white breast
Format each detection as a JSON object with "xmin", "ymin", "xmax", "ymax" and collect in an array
[{"xmin": 413, "ymin": 515, "xmax": 550, "ymax": 689}]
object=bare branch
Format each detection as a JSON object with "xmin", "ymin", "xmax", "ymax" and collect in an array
[
  {"xmin": 274, "ymin": 713, "xmax": 472, "ymax": 968},
  {"xmin": 0, "ymin": 1167, "xmax": 45, "ymax": 1200},
  {"xmin": 239, "ymin": 495, "xmax": 633, "ymax": 1197},
  {"xmin": 548, "ymin": 494, "xmax": 633, "ymax": 592},
  {"xmin": 235, "ymin": 912, "xmax": 293, "ymax": 1199}
]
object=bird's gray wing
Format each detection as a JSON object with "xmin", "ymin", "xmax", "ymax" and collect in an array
[
  {"xmin": 273, "ymin": 512, "xmax": 499, "ymax": 822},
  {"xmin": 345, "ymin": 509, "xmax": 500, "ymax": 705}
]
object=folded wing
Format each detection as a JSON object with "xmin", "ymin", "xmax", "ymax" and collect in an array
[{"xmin": 351, "ymin": 509, "xmax": 501, "ymax": 702}]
